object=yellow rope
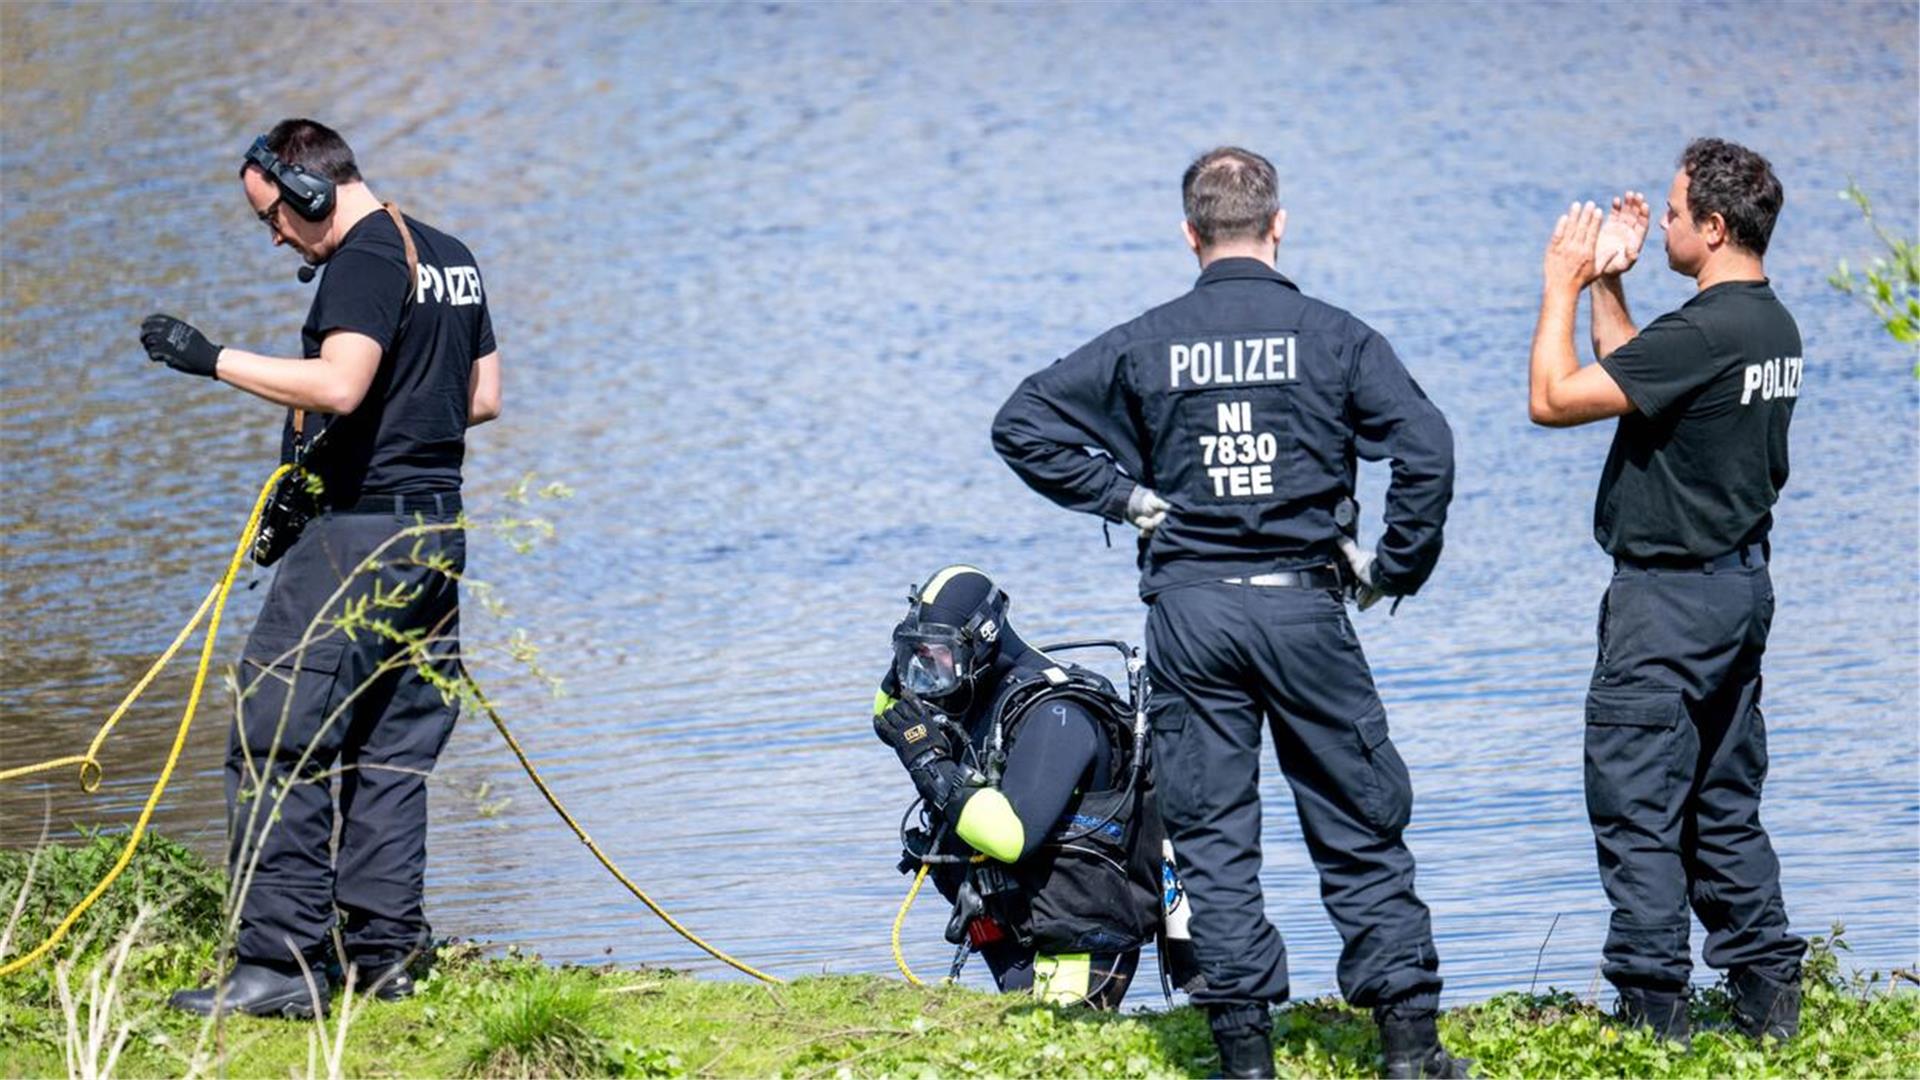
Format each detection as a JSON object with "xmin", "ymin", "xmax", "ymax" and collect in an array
[
  {"xmin": 465, "ymin": 680, "xmax": 785, "ymax": 984},
  {"xmin": 0, "ymin": 465, "xmax": 290, "ymax": 978},
  {"xmin": 1, "ymin": 464, "xmax": 785, "ymax": 988},
  {"xmin": 0, "ymin": 584, "xmax": 221, "ymax": 789},
  {"xmin": 892, "ymin": 861, "xmax": 931, "ymax": 986}
]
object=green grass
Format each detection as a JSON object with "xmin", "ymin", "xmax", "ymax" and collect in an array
[{"xmin": 2, "ymin": 832, "xmax": 1916, "ymax": 1077}]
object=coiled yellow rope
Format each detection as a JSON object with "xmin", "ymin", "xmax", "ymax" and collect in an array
[
  {"xmin": 0, "ymin": 584, "xmax": 220, "ymax": 791},
  {"xmin": 0, "ymin": 464, "xmax": 290, "ymax": 978},
  {"xmin": 1, "ymin": 465, "xmax": 783, "ymax": 986}
]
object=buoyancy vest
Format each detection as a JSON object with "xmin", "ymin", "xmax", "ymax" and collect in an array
[{"xmin": 970, "ymin": 658, "xmax": 1166, "ymax": 956}]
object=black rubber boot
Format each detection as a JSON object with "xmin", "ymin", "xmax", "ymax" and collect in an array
[
  {"xmin": 168, "ymin": 962, "xmax": 328, "ymax": 1019},
  {"xmin": 1376, "ymin": 1004, "xmax": 1471, "ymax": 1079},
  {"xmin": 1614, "ymin": 984, "xmax": 1690, "ymax": 1047},
  {"xmin": 354, "ymin": 961, "xmax": 418, "ymax": 1001},
  {"xmin": 349, "ymin": 939, "xmax": 431, "ymax": 1001},
  {"xmin": 1729, "ymin": 968, "xmax": 1801, "ymax": 1042},
  {"xmin": 1208, "ymin": 1004, "xmax": 1275, "ymax": 1079}
]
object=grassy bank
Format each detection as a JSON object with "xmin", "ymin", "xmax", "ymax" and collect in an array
[{"xmin": 2, "ymin": 834, "xmax": 1916, "ymax": 1077}]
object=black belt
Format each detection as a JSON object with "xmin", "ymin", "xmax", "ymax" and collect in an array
[
  {"xmin": 1616, "ymin": 539, "xmax": 1767, "ymax": 573},
  {"xmin": 1220, "ymin": 566, "xmax": 1344, "ymax": 589},
  {"xmin": 332, "ymin": 492, "xmax": 462, "ymax": 516}
]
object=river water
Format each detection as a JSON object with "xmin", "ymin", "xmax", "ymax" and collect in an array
[{"xmin": 2, "ymin": 1, "xmax": 1915, "ymax": 1005}]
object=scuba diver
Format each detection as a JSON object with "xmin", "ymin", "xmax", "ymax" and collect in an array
[{"xmin": 873, "ymin": 565, "xmax": 1196, "ymax": 1008}]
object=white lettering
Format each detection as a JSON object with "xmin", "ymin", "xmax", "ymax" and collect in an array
[
  {"xmin": 1195, "ymin": 399, "xmax": 1283, "ymax": 499},
  {"xmin": 1741, "ymin": 357, "xmax": 1803, "ymax": 406},
  {"xmin": 1168, "ymin": 335, "xmax": 1298, "ymax": 388}
]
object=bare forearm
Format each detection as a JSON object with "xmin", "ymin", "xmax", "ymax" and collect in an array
[
  {"xmin": 214, "ymin": 348, "xmax": 363, "ymax": 414},
  {"xmin": 466, "ymin": 351, "xmax": 501, "ymax": 426},
  {"xmin": 1590, "ymin": 276, "xmax": 1638, "ymax": 360},
  {"xmin": 1529, "ymin": 286, "xmax": 1582, "ymax": 425}
]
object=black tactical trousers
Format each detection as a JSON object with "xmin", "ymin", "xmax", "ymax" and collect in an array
[
  {"xmin": 1146, "ymin": 582, "xmax": 1442, "ymax": 1011},
  {"xmin": 1586, "ymin": 558, "xmax": 1805, "ymax": 991},
  {"xmin": 226, "ymin": 507, "xmax": 463, "ymax": 969}
]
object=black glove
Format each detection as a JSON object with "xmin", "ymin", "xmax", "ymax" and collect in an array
[
  {"xmin": 140, "ymin": 314, "xmax": 221, "ymax": 378},
  {"xmin": 874, "ymin": 697, "xmax": 951, "ymax": 773}
]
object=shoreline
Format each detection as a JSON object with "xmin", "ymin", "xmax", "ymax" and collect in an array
[{"xmin": 2, "ymin": 833, "xmax": 1915, "ymax": 1077}]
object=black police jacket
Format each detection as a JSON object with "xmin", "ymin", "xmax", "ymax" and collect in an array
[{"xmin": 992, "ymin": 258, "xmax": 1454, "ymax": 599}]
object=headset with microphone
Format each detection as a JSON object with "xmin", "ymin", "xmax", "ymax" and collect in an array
[{"xmin": 244, "ymin": 135, "xmax": 334, "ymax": 282}]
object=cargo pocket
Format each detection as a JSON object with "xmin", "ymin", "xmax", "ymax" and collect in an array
[
  {"xmin": 1355, "ymin": 708, "xmax": 1413, "ymax": 836},
  {"xmin": 1146, "ymin": 692, "xmax": 1201, "ymax": 825},
  {"xmin": 234, "ymin": 636, "xmax": 350, "ymax": 772},
  {"xmin": 1583, "ymin": 685, "xmax": 1686, "ymax": 825}
]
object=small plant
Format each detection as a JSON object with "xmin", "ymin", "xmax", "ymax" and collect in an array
[
  {"xmin": 1829, "ymin": 180, "xmax": 1920, "ymax": 373},
  {"xmin": 54, "ymin": 908, "xmax": 149, "ymax": 1080},
  {"xmin": 465, "ymin": 969, "xmax": 620, "ymax": 1077}
]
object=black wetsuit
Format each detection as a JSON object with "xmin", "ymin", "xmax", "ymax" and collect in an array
[{"xmin": 907, "ymin": 635, "xmax": 1141, "ymax": 1006}]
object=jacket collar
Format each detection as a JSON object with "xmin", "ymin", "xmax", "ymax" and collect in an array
[{"xmin": 1196, "ymin": 256, "xmax": 1299, "ymax": 290}]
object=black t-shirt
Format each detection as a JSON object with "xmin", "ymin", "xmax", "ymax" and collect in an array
[
  {"xmin": 285, "ymin": 209, "xmax": 495, "ymax": 503},
  {"xmin": 1594, "ymin": 280, "xmax": 1802, "ymax": 561}
]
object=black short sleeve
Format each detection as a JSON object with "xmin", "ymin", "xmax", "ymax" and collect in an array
[
  {"xmin": 475, "ymin": 294, "xmax": 496, "ymax": 357},
  {"xmin": 308, "ymin": 246, "xmax": 411, "ymax": 353},
  {"xmin": 1598, "ymin": 312, "xmax": 1715, "ymax": 420}
]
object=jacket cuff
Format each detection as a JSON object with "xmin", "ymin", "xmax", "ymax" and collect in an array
[{"xmin": 1100, "ymin": 480, "xmax": 1137, "ymax": 524}]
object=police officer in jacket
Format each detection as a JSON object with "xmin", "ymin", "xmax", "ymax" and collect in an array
[
  {"xmin": 141, "ymin": 119, "xmax": 501, "ymax": 1017},
  {"xmin": 1528, "ymin": 139, "xmax": 1806, "ymax": 1046},
  {"xmin": 992, "ymin": 147, "xmax": 1464, "ymax": 1078},
  {"xmin": 874, "ymin": 566, "xmax": 1168, "ymax": 1008}
]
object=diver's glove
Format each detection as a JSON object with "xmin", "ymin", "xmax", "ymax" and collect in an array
[
  {"xmin": 874, "ymin": 697, "xmax": 951, "ymax": 773},
  {"xmin": 140, "ymin": 314, "xmax": 221, "ymax": 378},
  {"xmin": 875, "ymin": 698, "xmax": 984, "ymax": 815},
  {"xmin": 1125, "ymin": 485, "xmax": 1170, "ymax": 536}
]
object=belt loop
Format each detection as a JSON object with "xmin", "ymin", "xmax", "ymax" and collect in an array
[
  {"xmin": 432, "ymin": 492, "xmax": 445, "ymax": 516},
  {"xmin": 392, "ymin": 494, "xmax": 405, "ymax": 515}
]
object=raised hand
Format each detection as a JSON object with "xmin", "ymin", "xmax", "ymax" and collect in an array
[
  {"xmin": 140, "ymin": 313, "xmax": 222, "ymax": 378},
  {"xmin": 1544, "ymin": 201, "xmax": 1604, "ymax": 294},
  {"xmin": 1594, "ymin": 191, "xmax": 1650, "ymax": 277}
]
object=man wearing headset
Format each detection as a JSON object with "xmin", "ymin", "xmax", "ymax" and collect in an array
[
  {"xmin": 874, "ymin": 565, "xmax": 1173, "ymax": 1009},
  {"xmin": 141, "ymin": 118, "xmax": 501, "ymax": 1018}
]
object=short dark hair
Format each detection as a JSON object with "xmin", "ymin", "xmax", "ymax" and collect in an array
[
  {"xmin": 256, "ymin": 118, "xmax": 362, "ymax": 183},
  {"xmin": 1679, "ymin": 138, "xmax": 1782, "ymax": 256},
  {"xmin": 1182, "ymin": 146, "xmax": 1280, "ymax": 248}
]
